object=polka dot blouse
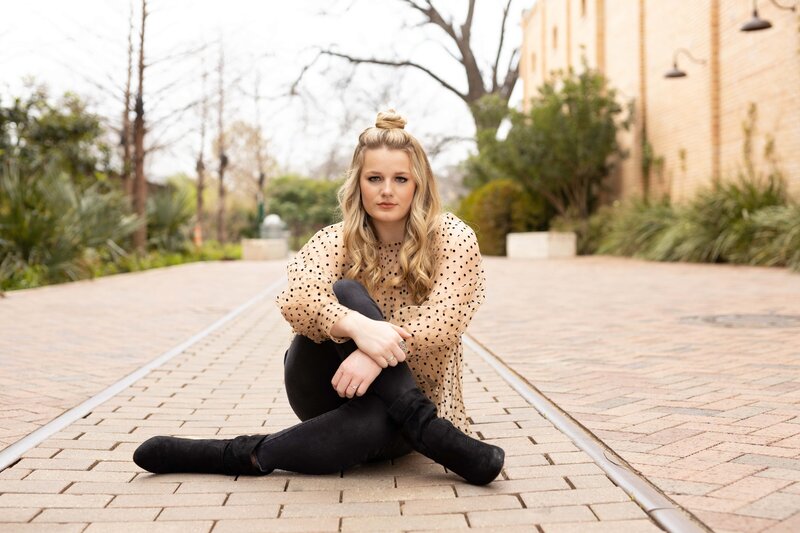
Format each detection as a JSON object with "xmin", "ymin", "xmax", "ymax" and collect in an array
[{"xmin": 275, "ymin": 211, "xmax": 487, "ymax": 433}]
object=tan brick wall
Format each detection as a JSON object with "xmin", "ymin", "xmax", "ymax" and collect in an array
[
  {"xmin": 519, "ymin": 0, "xmax": 800, "ymax": 203},
  {"xmin": 645, "ymin": 0, "xmax": 715, "ymax": 202},
  {"xmin": 717, "ymin": 3, "xmax": 800, "ymax": 200},
  {"xmin": 604, "ymin": 0, "xmax": 643, "ymax": 200}
]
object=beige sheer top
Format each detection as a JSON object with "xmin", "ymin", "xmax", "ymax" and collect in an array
[{"xmin": 275, "ymin": 212, "xmax": 486, "ymax": 433}]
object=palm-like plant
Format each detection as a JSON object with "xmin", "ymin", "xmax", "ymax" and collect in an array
[
  {"xmin": 0, "ymin": 161, "xmax": 140, "ymax": 289},
  {"xmin": 146, "ymin": 186, "xmax": 194, "ymax": 252}
]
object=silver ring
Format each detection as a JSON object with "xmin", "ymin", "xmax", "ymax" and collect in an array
[
  {"xmin": 350, "ymin": 385, "xmax": 357, "ymax": 390},
  {"xmin": 399, "ymin": 340, "xmax": 408, "ymax": 354}
]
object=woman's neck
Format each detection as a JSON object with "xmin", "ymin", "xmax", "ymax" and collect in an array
[{"xmin": 371, "ymin": 219, "xmax": 406, "ymax": 244}]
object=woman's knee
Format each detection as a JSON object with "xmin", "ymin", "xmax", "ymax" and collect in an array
[
  {"xmin": 332, "ymin": 279, "xmax": 367, "ymax": 306},
  {"xmin": 332, "ymin": 279, "xmax": 383, "ymax": 320}
]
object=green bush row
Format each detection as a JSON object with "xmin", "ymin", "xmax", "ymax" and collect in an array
[
  {"xmin": 557, "ymin": 172, "xmax": 800, "ymax": 271},
  {"xmin": 1, "ymin": 241, "xmax": 241, "ymax": 292}
]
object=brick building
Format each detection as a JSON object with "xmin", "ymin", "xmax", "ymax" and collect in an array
[{"xmin": 519, "ymin": 0, "xmax": 800, "ymax": 202}]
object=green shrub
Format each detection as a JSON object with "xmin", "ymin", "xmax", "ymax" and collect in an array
[
  {"xmin": 457, "ymin": 178, "xmax": 550, "ymax": 255},
  {"xmin": 267, "ymin": 174, "xmax": 343, "ymax": 249},
  {"xmin": 744, "ymin": 205, "xmax": 800, "ymax": 271},
  {"xmin": 146, "ymin": 185, "xmax": 194, "ymax": 252},
  {"xmin": 0, "ymin": 162, "xmax": 140, "ymax": 290},
  {"xmin": 550, "ymin": 204, "xmax": 617, "ymax": 255},
  {"xmin": 90, "ymin": 241, "xmax": 242, "ymax": 279},
  {"xmin": 596, "ymin": 198, "xmax": 677, "ymax": 258},
  {"xmin": 594, "ymin": 172, "xmax": 798, "ymax": 271}
]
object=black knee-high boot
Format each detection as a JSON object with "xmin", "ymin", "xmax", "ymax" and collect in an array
[
  {"xmin": 133, "ymin": 435, "xmax": 269, "ymax": 476},
  {"xmin": 387, "ymin": 389, "xmax": 504, "ymax": 485}
]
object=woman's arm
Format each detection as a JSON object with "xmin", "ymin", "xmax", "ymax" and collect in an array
[
  {"xmin": 331, "ymin": 310, "xmax": 411, "ymax": 368},
  {"xmin": 275, "ymin": 226, "xmax": 352, "ymax": 344}
]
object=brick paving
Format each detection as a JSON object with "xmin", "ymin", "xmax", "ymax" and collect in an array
[
  {"xmin": 470, "ymin": 256, "xmax": 800, "ymax": 533},
  {"xmin": 0, "ymin": 261, "xmax": 282, "ymax": 449},
  {"xmin": 0, "ymin": 263, "xmax": 662, "ymax": 532}
]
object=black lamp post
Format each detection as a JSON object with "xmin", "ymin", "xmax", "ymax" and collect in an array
[
  {"xmin": 664, "ymin": 48, "xmax": 707, "ymax": 79},
  {"xmin": 741, "ymin": 0, "xmax": 797, "ymax": 32}
]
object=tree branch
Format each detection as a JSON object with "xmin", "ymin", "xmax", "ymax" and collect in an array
[
  {"xmin": 492, "ymin": 0, "xmax": 513, "ymax": 92},
  {"xmin": 500, "ymin": 47, "xmax": 520, "ymax": 99},
  {"xmin": 460, "ymin": 0, "xmax": 476, "ymax": 44},
  {"xmin": 398, "ymin": 0, "xmax": 457, "ymax": 40},
  {"xmin": 321, "ymin": 50, "xmax": 467, "ymax": 103}
]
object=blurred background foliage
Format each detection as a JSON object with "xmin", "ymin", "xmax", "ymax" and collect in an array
[
  {"xmin": 2, "ymin": 61, "xmax": 799, "ymax": 293},
  {"xmin": 265, "ymin": 174, "xmax": 344, "ymax": 250}
]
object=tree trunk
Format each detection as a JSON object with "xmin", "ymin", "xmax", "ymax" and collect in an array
[
  {"xmin": 121, "ymin": 2, "xmax": 134, "ymax": 198},
  {"xmin": 132, "ymin": 0, "xmax": 148, "ymax": 252},
  {"xmin": 194, "ymin": 70, "xmax": 208, "ymax": 247},
  {"xmin": 216, "ymin": 45, "xmax": 227, "ymax": 244}
]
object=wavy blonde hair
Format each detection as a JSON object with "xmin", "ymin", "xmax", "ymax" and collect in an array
[{"xmin": 337, "ymin": 109, "xmax": 442, "ymax": 305}]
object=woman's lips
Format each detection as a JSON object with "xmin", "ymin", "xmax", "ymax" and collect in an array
[{"xmin": 378, "ymin": 203, "xmax": 396, "ymax": 209}]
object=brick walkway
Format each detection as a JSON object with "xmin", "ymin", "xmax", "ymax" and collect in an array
[
  {"xmin": 0, "ymin": 261, "xmax": 282, "ymax": 449},
  {"xmin": 0, "ymin": 262, "xmax": 662, "ymax": 532},
  {"xmin": 470, "ymin": 256, "xmax": 800, "ymax": 533}
]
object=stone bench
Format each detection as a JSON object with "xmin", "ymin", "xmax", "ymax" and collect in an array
[{"xmin": 506, "ymin": 231, "xmax": 577, "ymax": 259}]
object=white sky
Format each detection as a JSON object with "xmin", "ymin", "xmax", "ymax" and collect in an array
[{"xmin": 1, "ymin": 0, "xmax": 526, "ymax": 181}]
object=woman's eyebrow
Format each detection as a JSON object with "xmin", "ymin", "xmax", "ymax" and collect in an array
[{"xmin": 363, "ymin": 170, "xmax": 410, "ymax": 175}]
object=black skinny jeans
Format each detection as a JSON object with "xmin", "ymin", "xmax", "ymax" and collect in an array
[{"xmin": 254, "ymin": 279, "xmax": 420, "ymax": 475}]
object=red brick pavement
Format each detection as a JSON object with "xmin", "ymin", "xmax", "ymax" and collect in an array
[
  {"xmin": 0, "ymin": 261, "xmax": 283, "ymax": 450},
  {"xmin": 470, "ymin": 256, "xmax": 800, "ymax": 533},
  {"xmin": 0, "ymin": 274, "xmax": 661, "ymax": 532}
]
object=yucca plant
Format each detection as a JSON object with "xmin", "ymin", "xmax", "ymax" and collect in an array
[
  {"xmin": 146, "ymin": 186, "xmax": 194, "ymax": 253},
  {"xmin": 0, "ymin": 161, "xmax": 140, "ymax": 290}
]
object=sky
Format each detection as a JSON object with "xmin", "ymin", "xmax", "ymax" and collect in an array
[{"xmin": 2, "ymin": 0, "xmax": 527, "ymax": 182}]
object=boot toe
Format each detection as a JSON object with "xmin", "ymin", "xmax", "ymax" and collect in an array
[
  {"xmin": 133, "ymin": 436, "xmax": 170, "ymax": 473},
  {"xmin": 469, "ymin": 444, "xmax": 505, "ymax": 486}
]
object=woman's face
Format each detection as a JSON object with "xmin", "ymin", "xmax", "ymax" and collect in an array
[{"xmin": 359, "ymin": 147, "xmax": 417, "ymax": 225}]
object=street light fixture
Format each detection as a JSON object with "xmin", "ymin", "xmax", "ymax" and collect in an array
[
  {"xmin": 741, "ymin": 0, "xmax": 797, "ymax": 32},
  {"xmin": 664, "ymin": 48, "xmax": 707, "ymax": 79}
]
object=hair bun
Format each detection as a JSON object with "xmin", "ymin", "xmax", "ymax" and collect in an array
[{"xmin": 375, "ymin": 109, "xmax": 407, "ymax": 130}]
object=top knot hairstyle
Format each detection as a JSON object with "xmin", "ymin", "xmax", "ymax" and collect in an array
[
  {"xmin": 374, "ymin": 110, "xmax": 407, "ymax": 130},
  {"xmin": 336, "ymin": 109, "xmax": 443, "ymax": 304}
]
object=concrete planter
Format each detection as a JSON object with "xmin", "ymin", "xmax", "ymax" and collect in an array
[
  {"xmin": 241, "ymin": 238, "xmax": 289, "ymax": 260},
  {"xmin": 506, "ymin": 231, "xmax": 577, "ymax": 259}
]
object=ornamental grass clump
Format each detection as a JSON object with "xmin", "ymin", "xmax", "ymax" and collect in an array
[{"xmin": 594, "ymin": 171, "xmax": 798, "ymax": 271}]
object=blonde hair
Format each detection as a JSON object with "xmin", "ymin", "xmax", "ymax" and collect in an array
[{"xmin": 337, "ymin": 109, "xmax": 442, "ymax": 304}]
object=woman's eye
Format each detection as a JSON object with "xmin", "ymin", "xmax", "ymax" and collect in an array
[
  {"xmin": 368, "ymin": 176, "xmax": 381, "ymax": 182},
  {"xmin": 396, "ymin": 177, "xmax": 408, "ymax": 183}
]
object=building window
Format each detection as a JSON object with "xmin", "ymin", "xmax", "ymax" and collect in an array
[
  {"xmin": 552, "ymin": 26, "xmax": 558, "ymax": 49},
  {"xmin": 581, "ymin": 0, "xmax": 587, "ymax": 17}
]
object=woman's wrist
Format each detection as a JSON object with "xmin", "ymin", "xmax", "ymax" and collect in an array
[{"xmin": 330, "ymin": 310, "xmax": 364, "ymax": 340}]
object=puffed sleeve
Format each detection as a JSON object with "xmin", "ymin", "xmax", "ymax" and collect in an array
[
  {"xmin": 275, "ymin": 225, "xmax": 352, "ymax": 344},
  {"xmin": 388, "ymin": 213, "xmax": 486, "ymax": 353}
]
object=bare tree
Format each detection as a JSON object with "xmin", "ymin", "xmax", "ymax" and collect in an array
[
  {"xmin": 216, "ymin": 44, "xmax": 229, "ymax": 244},
  {"xmin": 193, "ymin": 68, "xmax": 209, "ymax": 247},
  {"xmin": 317, "ymin": 0, "xmax": 519, "ymax": 137},
  {"xmin": 252, "ymin": 71, "xmax": 268, "ymax": 219},
  {"xmin": 120, "ymin": 1, "xmax": 134, "ymax": 198},
  {"xmin": 132, "ymin": 0, "xmax": 148, "ymax": 251}
]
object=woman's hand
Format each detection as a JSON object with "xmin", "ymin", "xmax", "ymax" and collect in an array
[
  {"xmin": 350, "ymin": 316, "xmax": 412, "ymax": 369},
  {"xmin": 331, "ymin": 349, "xmax": 383, "ymax": 398}
]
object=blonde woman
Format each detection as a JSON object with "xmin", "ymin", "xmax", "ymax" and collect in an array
[{"xmin": 133, "ymin": 110, "xmax": 504, "ymax": 485}]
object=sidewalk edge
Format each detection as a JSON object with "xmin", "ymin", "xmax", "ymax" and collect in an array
[
  {"xmin": 464, "ymin": 333, "xmax": 712, "ymax": 533},
  {"xmin": 0, "ymin": 278, "xmax": 285, "ymax": 472}
]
